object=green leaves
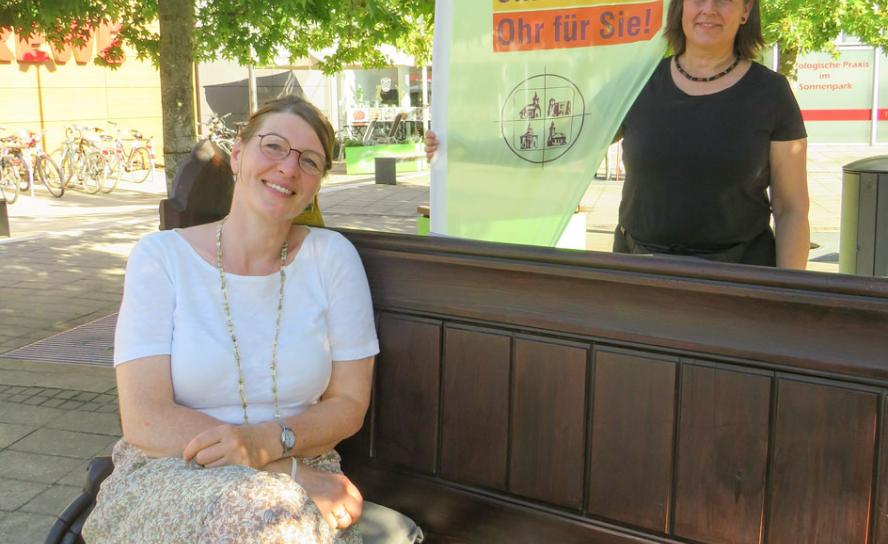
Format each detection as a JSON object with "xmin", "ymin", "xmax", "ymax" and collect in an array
[
  {"xmin": 2, "ymin": 0, "xmax": 432, "ymax": 73},
  {"xmin": 761, "ymin": 0, "xmax": 888, "ymax": 77}
]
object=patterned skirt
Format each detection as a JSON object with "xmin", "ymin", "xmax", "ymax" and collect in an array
[{"xmin": 82, "ymin": 439, "xmax": 361, "ymax": 544}]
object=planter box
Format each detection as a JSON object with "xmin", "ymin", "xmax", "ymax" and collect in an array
[{"xmin": 344, "ymin": 143, "xmax": 424, "ymax": 175}]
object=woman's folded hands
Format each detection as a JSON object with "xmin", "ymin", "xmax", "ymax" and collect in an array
[
  {"xmin": 182, "ymin": 420, "xmax": 279, "ymax": 469},
  {"xmin": 181, "ymin": 422, "xmax": 363, "ymax": 529}
]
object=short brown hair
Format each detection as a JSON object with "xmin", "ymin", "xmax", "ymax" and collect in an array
[
  {"xmin": 238, "ymin": 95, "xmax": 335, "ymax": 174},
  {"xmin": 664, "ymin": 0, "xmax": 765, "ymax": 60}
]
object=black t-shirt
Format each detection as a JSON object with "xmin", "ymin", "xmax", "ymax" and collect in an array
[{"xmin": 618, "ymin": 57, "xmax": 806, "ymax": 250}]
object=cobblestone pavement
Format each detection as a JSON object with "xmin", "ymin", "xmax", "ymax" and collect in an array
[
  {"xmin": 0, "ymin": 360, "xmax": 118, "ymax": 543},
  {"xmin": 0, "ymin": 384, "xmax": 118, "ymax": 412}
]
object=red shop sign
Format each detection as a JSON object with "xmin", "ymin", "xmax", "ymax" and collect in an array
[{"xmin": 0, "ymin": 23, "xmax": 124, "ymax": 66}]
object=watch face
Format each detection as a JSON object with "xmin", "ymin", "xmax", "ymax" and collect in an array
[{"xmin": 282, "ymin": 428, "xmax": 296, "ymax": 450}]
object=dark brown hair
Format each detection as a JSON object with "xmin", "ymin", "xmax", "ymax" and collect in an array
[
  {"xmin": 664, "ymin": 0, "xmax": 765, "ymax": 60},
  {"xmin": 238, "ymin": 95, "xmax": 335, "ymax": 174}
]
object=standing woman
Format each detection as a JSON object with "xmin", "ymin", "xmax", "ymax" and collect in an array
[
  {"xmin": 425, "ymin": 0, "xmax": 809, "ymax": 268},
  {"xmin": 84, "ymin": 96, "xmax": 379, "ymax": 543},
  {"xmin": 615, "ymin": 0, "xmax": 809, "ymax": 267}
]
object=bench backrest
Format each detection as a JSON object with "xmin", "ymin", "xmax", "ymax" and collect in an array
[
  {"xmin": 157, "ymin": 196, "xmax": 888, "ymax": 543},
  {"xmin": 337, "ymin": 230, "xmax": 888, "ymax": 544}
]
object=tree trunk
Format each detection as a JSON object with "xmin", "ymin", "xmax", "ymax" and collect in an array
[
  {"xmin": 777, "ymin": 41, "xmax": 799, "ymax": 81},
  {"xmin": 157, "ymin": 0, "xmax": 197, "ymax": 196}
]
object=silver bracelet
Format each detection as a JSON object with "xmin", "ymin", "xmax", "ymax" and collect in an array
[{"xmin": 290, "ymin": 457, "xmax": 298, "ymax": 480}]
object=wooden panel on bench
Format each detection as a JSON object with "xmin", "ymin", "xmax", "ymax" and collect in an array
[
  {"xmin": 673, "ymin": 363, "xmax": 771, "ymax": 544},
  {"xmin": 348, "ymin": 231, "xmax": 888, "ymax": 382},
  {"xmin": 374, "ymin": 313, "xmax": 442, "ymax": 474},
  {"xmin": 509, "ymin": 336, "xmax": 588, "ymax": 510},
  {"xmin": 337, "ymin": 230, "xmax": 888, "ymax": 543},
  {"xmin": 587, "ymin": 347, "xmax": 677, "ymax": 532},
  {"xmin": 440, "ymin": 325, "xmax": 510, "ymax": 490},
  {"xmin": 765, "ymin": 379, "xmax": 878, "ymax": 543}
]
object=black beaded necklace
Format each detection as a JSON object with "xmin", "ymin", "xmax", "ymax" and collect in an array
[{"xmin": 675, "ymin": 55, "xmax": 741, "ymax": 82}]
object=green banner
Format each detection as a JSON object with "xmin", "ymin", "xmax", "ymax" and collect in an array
[{"xmin": 431, "ymin": 0, "xmax": 669, "ymax": 246}]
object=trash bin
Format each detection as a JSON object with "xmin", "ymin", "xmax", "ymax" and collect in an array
[{"xmin": 839, "ymin": 156, "xmax": 888, "ymax": 276}]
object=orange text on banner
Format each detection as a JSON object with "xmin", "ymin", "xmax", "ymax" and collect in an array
[{"xmin": 493, "ymin": 1, "xmax": 663, "ymax": 52}]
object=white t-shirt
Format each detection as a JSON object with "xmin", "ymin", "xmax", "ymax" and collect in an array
[{"xmin": 114, "ymin": 227, "xmax": 379, "ymax": 424}]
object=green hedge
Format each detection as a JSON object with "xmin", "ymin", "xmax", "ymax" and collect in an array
[{"xmin": 344, "ymin": 143, "xmax": 424, "ymax": 175}]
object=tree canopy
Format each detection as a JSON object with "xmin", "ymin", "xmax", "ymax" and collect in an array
[
  {"xmin": 0, "ymin": 0, "xmax": 433, "ymax": 191},
  {"xmin": 760, "ymin": 0, "xmax": 887, "ymax": 76},
  {"xmin": 0, "ymin": 0, "xmax": 434, "ymax": 70}
]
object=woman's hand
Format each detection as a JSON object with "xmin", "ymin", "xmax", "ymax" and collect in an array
[
  {"xmin": 424, "ymin": 130, "xmax": 439, "ymax": 162},
  {"xmin": 295, "ymin": 464, "xmax": 364, "ymax": 530},
  {"xmin": 182, "ymin": 421, "xmax": 276, "ymax": 469}
]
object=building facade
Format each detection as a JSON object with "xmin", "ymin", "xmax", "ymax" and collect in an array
[
  {"xmin": 0, "ymin": 25, "xmax": 164, "ymax": 153},
  {"xmin": 766, "ymin": 44, "xmax": 887, "ymax": 145}
]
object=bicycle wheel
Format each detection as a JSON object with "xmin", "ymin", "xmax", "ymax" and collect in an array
[
  {"xmin": 15, "ymin": 157, "xmax": 30, "ymax": 192},
  {"xmin": 51, "ymin": 148, "xmax": 75, "ymax": 187},
  {"xmin": 70, "ymin": 151, "xmax": 87, "ymax": 188},
  {"xmin": 82, "ymin": 152, "xmax": 104, "ymax": 194},
  {"xmin": 36, "ymin": 155, "xmax": 65, "ymax": 198},
  {"xmin": 100, "ymin": 152, "xmax": 122, "ymax": 193},
  {"xmin": 0, "ymin": 159, "xmax": 20, "ymax": 204},
  {"xmin": 126, "ymin": 147, "xmax": 152, "ymax": 183}
]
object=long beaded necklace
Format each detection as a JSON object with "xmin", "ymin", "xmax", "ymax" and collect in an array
[
  {"xmin": 675, "ymin": 55, "xmax": 741, "ymax": 82},
  {"xmin": 216, "ymin": 217, "xmax": 288, "ymax": 423}
]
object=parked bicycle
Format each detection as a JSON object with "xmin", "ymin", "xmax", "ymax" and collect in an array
[
  {"xmin": 0, "ymin": 134, "xmax": 22, "ymax": 204},
  {"xmin": 51, "ymin": 126, "xmax": 107, "ymax": 194},
  {"xmin": 12, "ymin": 130, "xmax": 65, "ymax": 198},
  {"xmin": 204, "ymin": 113, "xmax": 236, "ymax": 155},
  {"xmin": 103, "ymin": 122, "xmax": 156, "ymax": 189}
]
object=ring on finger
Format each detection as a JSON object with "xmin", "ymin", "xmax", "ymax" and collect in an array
[{"xmin": 333, "ymin": 508, "xmax": 351, "ymax": 525}]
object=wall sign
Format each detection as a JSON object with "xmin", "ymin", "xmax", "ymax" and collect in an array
[{"xmin": 0, "ymin": 23, "xmax": 124, "ymax": 65}]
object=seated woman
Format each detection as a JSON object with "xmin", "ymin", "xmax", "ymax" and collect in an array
[{"xmin": 84, "ymin": 96, "xmax": 386, "ymax": 543}]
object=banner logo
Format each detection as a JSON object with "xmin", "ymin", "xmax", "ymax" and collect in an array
[{"xmin": 501, "ymin": 74, "xmax": 586, "ymax": 164}]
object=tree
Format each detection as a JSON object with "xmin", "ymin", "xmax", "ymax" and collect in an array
[
  {"xmin": 0, "ymin": 0, "xmax": 433, "ymax": 193},
  {"xmin": 760, "ymin": 0, "xmax": 888, "ymax": 77}
]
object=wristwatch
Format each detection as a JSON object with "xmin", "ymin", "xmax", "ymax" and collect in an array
[{"xmin": 276, "ymin": 419, "xmax": 296, "ymax": 456}]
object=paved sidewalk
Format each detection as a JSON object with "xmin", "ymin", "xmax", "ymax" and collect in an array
[
  {"xmin": 0, "ymin": 144, "xmax": 886, "ymax": 542},
  {"xmin": 0, "ymin": 361, "xmax": 118, "ymax": 543},
  {"xmin": 0, "ymin": 213, "xmax": 152, "ymax": 542}
]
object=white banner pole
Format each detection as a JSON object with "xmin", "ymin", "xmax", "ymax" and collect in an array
[{"xmin": 429, "ymin": 0, "xmax": 452, "ymax": 236}]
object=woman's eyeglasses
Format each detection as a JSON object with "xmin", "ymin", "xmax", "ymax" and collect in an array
[{"xmin": 255, "ymin": 133, "xmax": 325, "ymax": 176}]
